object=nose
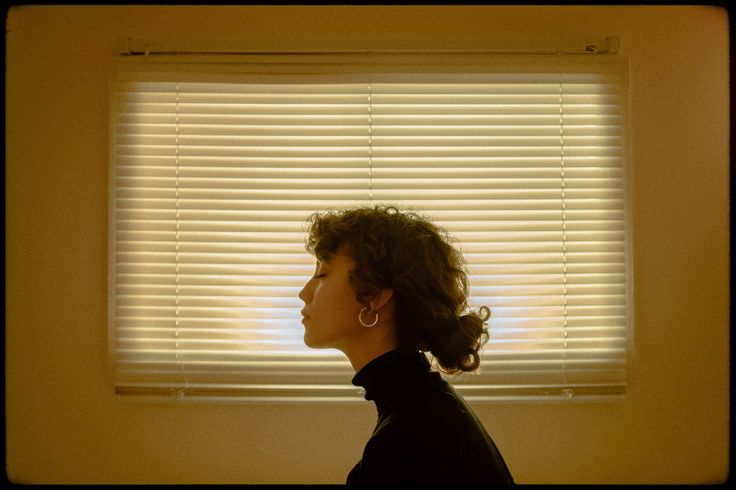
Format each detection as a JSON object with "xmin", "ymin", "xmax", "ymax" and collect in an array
[{"xmin": 298, "ymin": 277, "xmax": 313, "ymax": 304}]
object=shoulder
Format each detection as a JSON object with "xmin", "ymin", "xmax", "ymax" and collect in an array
[
  {"xmin": 409, "ymin": 375, "xmax": 476, "ymax": 427},
  {"xmin": 356, "ymin": 384, "xmax": 514, "ymax": 484},
  {"xmin": 377, "ymin": 377, "xmax": 478, "ymax": 446}
]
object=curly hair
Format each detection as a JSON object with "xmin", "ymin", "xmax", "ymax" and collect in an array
[{"xmin": 304, "ymin": 204, "xmax": 490, "ymax": 374}]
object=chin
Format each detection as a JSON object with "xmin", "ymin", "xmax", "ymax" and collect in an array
[
  {"xmin": 304, "ymin": 338, "xmax": 327, "ymax": 349},
  {"xmin": 303, "ymin": 331, "xmax": 320, "ymax": 349},
  {"xmin": 303, "ymin": 331, "xmax": 332, "ymax": 350}
]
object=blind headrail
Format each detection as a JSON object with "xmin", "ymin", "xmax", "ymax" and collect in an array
[{"xmin": 117, "ymin": 37, "xmax": 619, "ymax": 57}]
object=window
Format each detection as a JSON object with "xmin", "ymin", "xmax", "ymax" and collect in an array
[{"xmin": 109, "ymin": 47, "xmax": 631, "ymax": 402}]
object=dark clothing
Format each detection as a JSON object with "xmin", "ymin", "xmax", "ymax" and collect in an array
[{"xmin": 346, "ymin": 348, "xmax": 514, "ymax": 484}]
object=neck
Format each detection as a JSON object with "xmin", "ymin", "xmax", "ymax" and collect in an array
[
  {"xmin": 341, "ymin": 327, "xmax": 399, "ymax": 372},
  {"xmin": 344, "ymin": 344, "xmax": 397, "ymax": 373},
  {"xmin": 351, "ymin": 348, "xmax": 431, "ymax": 416}
]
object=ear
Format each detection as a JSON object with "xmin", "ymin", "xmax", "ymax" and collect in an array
[{"xmin": 367, "ymin": 288, "xmax": 394, "ymax": 314}]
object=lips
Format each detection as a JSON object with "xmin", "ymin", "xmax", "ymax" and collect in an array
[{"xmin": 301, "ymin": 310, "xmax": 310, "ymax": 320}]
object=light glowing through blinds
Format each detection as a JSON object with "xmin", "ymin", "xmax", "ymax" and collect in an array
[{"xmin": 109, "ymin": 59, "xmax": 630, "ymax": 401}]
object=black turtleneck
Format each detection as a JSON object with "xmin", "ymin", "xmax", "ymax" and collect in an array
[{"xmin": 346, "ymin": 348, "xmax": 514, "ymax": 484}]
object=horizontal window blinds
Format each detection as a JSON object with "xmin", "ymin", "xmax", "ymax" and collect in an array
[{"xmin": 110, "ymin": 54, "xmax": 630, "ymax": 402}]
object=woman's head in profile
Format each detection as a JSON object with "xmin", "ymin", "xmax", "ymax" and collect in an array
[{"xmin": 300, "ymin": 204, "xmax": 489, "ymax": 374}]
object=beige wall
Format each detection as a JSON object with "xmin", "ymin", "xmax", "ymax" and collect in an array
[{"xmin": 5, "ymin": 5, "xmax": 729, "ymax": 484}]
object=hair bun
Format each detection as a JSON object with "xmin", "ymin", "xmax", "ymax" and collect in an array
[{"xmin": 430, "ymin": 308, "xmax": 490, "ymax": 374}]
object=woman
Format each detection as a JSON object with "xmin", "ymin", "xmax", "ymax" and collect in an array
[{"xmin": 299, "ymin": 205, "xmax": 514, "ymax": 484}]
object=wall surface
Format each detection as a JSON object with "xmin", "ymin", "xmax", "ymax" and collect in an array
[{"xmin": 5, "ymin": 5, "xmax": 729, "ymax": 484}]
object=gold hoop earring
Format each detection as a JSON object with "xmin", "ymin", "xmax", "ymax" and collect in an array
[{"xmin": 358, "ymin": 308, "xmax": 379, "ymax": 327}]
